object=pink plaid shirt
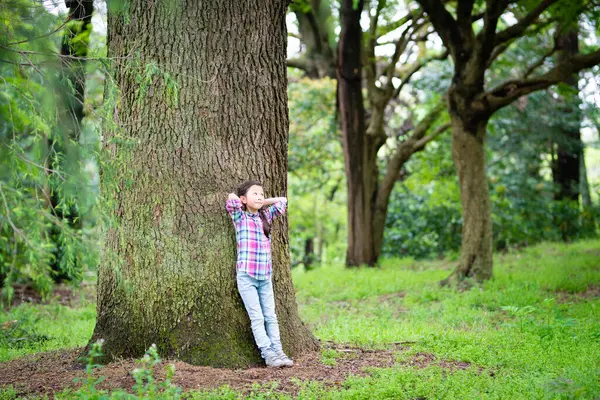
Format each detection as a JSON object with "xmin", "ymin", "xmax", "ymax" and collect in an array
[{"xmin": 225, "ymin": 198, "xmax": 287, "ymax": 280}]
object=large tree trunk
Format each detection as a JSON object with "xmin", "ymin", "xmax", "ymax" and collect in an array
[
  {"xmin": 91, "ymin": 0, "xmax": 317, "ymax": 367},
  {"xmin": 444, "ymin": 117, "xmax": 493, "ymax": 284},
  {"xmin": 48, "ymin": 0, "xmax": 93, "ymax": 280},
  {"xmin": 337, "ymin": 0, "xmax": 379, "ymax": 267}
]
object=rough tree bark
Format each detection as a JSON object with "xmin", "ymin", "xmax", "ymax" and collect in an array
[{"xmin": 91, "ymin": 0, "xmax": 317, "ymax": 367}]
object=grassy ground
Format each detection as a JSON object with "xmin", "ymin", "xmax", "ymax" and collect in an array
[{"xmin": 1, "ymin": 239, "xmax": 599, "ymax": 399}]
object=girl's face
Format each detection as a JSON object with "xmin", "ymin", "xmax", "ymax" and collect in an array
[{"xmin": 240, "ymin": 185, "xmax": 264, "ymax": 213}]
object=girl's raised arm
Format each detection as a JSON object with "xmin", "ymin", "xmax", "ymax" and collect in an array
[
  {"xmin": 263, "ymin": 197, "xmax": 287, "ymax": 223},
  {"xmin": 262, "ymin": 197, "xmax": 286, "ymax": 206},
  {"xmin": 226, "ymin": 193, "xmax": 243, "ymax": 224}
]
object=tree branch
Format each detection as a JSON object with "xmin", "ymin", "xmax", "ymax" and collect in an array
[
  {"xmin": 287, "ymin": 57, "xmax": 310, "ymax": 72},
  {"xmin": 367, "ymin": 0, "xmax": 385, "ymax": 98},
  {"xmin": 478, "ymin": 0, "xmax": 510, "ymax": 63},
  {"xmin": 376, "ymin": 13, "xmax": 413, "ymax": 39},
  {"xmin": 392, "ymin": 49, "xmax": 449, "ymax": 99},
  {"xmin": 482, "ymin": 48, "xmax": 600, "ymax": 112},
  {"xmin": 405, "ymin": 101, "xmax": 447, "ymax": 142},
  {"xmin": 456, "ymin": 0, "xmax": 476, "ymax": 43},
  {"xmin": 522, "ymin": 45, "xmax": 557, "ymax": 78},
  {"xmin": 486, "ymin": 41, "xmax": 511, "ymax": 68},
  {"xmin": 375, "ymin": 101, "xmax": 446, "ymax": 220},
  {"xmin": 382, "ymin": 18, "xmax": 424, "ymax": 89},
  {"xmin": 413, "ymin": 24, "xmax": 434, "ymax": 43},
  {"xmin": 414, "ymin": 0, "xmax": 462, "ymax": 57},
  {"xmin": 488, "ymin": 17, "xmax": 555, "ymax": 66},
  {"xmin": 494, "ymin": 0, "xmax": 559, "ymax": 46},
  {"xmin": 412, "ymin": 122, "xmax": 451, "ymax": 151}
]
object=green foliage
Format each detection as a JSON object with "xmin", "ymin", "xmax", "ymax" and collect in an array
[
  {"xmin": 133, "ymin": 59, "xmax": 180, "ymax": 107},
  {"xmin": 63, "ymin": 20, "xmax": 92, "ymax": 57},
  {"xmin": 0, "ymin": 302, "xmax": 95, "ymax": 362},
  {"xmin": 487, "ymin": 90, "xmax": 599, "ymax": 247},
  {"xmin": 383, "ymin": 189, "xmax": 462, "ymax": 259},
  {"xmin": 384, "ymin": 168, "xmax": 599, "ymax": 260},
  {"xmin": 288, "ymin": 78, "xmax": 339, "ymax": 184},
  {"xmin": 320, "ymin": 348, "xmax": 340, "ymax": 366},
  {"xmin": 0, "ymin": 386, "xmax": 18, "ymax": 400},
  {"xmin": 288, "ymin": 0, "xmax": 312, "ymax": 14},
  {"xmin": 383, "ymin": 84, "xmax": 599, "ymax": 259},
  {"xmin": 106, "ymin": 0, "xmax": 131, "ymax": 24},
  {"xmin": 0, "ymin": 0, "xmax": 106, "ymax": 303},
  {"xmin": 288, "ymin": 78, "xmax": 347, "ymax": 268},
  {"xmin": 0, "ymin": 309, "xmax": 49, "ymax": 349}
]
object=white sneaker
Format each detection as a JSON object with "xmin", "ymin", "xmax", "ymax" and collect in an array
[
  {"xmin": 275, "ymin": 350, "xmax": 294, "ymax": 367},
  {"xmin": 263, "ymin": 349, "xmax": 284, "ymax": 368}
]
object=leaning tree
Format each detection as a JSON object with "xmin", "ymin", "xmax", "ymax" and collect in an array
[
  {"xmin": 414, "ymin": 0, "xmax": 600, "ymax": 284},
  {"xmin": 291, "ymin": 0, "xmax": 452, "ymax": 266},
  {"xmin": 91, "ymin": 0, "xmax": 317, "ymax": 367}
]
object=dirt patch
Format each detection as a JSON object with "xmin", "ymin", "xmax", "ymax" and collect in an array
[
  {"xmin": 4, "ymin": 283, "xmax": 95, "ymax": 309},
  {"xmin": 579, "ymin": 284, "xmax": 600, "ymax": 299},
  {"xmin": 377, "ymin": 292, "xmax": 406, "ymax": 302},
  {"xmin": 402, "ymin": 352, "xmax": 494, "ymax": 377},
  {"xmin": 0, "ymin": 344, "xmax": 400, "ymax": 398},
  {"xmin": 555, "ymin": 284, "xmax": 600, "ymax": 303},
  {"xmin": 403, "ymin": 352, "xmax": 470, "ymax": 372}
]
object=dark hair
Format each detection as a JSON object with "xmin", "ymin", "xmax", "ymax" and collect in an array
[{"xmin": 236, "ymin": 180, "xmax": 271, "ymax": 238}]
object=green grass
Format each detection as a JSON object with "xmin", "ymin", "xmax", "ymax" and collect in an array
[
  {"xmin": 290, "ymin": 239, "xmax": 600, "ymax": 399},
  {"xmin": 1, "ymin": 239, "xmax": 599, "ymax": 399},
  {"xmin": 0, "ymin": 301, "xmax": 95, "ymax": 362}
]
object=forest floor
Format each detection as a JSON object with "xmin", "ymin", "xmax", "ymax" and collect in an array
[
  {"xmin": 0, "ymin": 341, "xmax": 472, "ymax": 397},
  {"xmin": 1, "ymin": 239, "xmax": 599, "ymax": 399}
]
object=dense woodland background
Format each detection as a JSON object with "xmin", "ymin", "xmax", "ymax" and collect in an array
[{"xmin": 1, "ymin": 0, "xmax": 598, "ymax": 298}]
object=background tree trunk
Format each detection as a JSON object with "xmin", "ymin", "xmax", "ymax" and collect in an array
[
  {"xmin": 91, "ymin": 0, "xmax": 317, "ymax": 367},
  {"xmin": 303, "ymin": 237, "xmax": 315, "ymax": 270},
  {"xmin": 292, "ymin": 1, "xmax": 447, "ymax": 267},
  {"xmin": 48, "ymin": 0, "xmax": 93, "ymax": 280},
  {"xmin": 444, "ymin": 117, "xmax": 493, "ymax": 284},
  {"xmin": 552, "ymin": 28, "xmax": 581, "ymax": 202},
  {"xmin": 580, "ymin": 155, "xmax": 592, "ymax": 207},
  {"xmin": 337, "ymin": 0, "xmax": 379, "ymax": 267}
]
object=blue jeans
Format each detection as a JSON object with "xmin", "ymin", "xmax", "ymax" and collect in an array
[{"xmin": 236, "ymin": 270, "xmax": 282, "ymax": 358}]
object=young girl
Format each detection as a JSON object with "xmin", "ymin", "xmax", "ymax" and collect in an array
[{"xmin": 225, "ymin": 180, "xmax": 294, "ymax": 368}]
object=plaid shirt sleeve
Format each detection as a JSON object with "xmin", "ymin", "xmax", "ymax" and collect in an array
[
  {"xmin": 225, "ymin": 198, "xmax": 243, "ymax": 225},
  {"xmin": 265, "ymin": 199, "xmax": 287, "ymax": 224}
]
